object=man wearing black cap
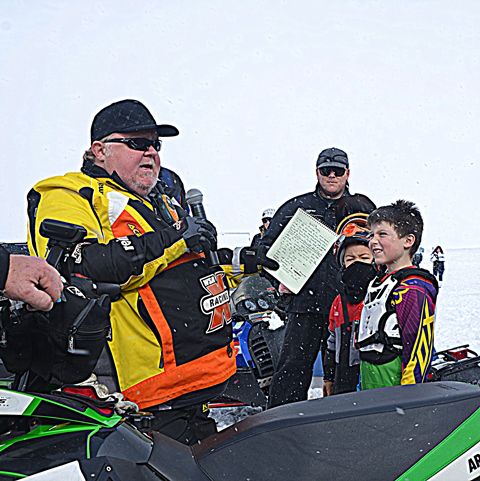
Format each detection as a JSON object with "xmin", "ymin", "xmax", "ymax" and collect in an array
[
  {"xmin": 262, "ymin": 147, "xmax": 375, "ymax": 408},
  {"xmin": 26, "ymin": 99, "xmax": 236, "ymax": 444}
]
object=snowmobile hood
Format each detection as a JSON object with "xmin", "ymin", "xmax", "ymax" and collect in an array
[{"xmin": 193, "ymin": 382, "xmax": 480, "ymax": 481}]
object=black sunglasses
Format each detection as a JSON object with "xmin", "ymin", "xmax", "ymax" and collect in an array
[
  {"xmin": 318, "ymin": 166, "xmax": 347, "ymax": 177},
  {"xmin": 104, "ymin": 138, "xmax": 162, "ymax": 152}
]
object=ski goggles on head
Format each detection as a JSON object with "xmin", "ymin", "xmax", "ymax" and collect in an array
[
  {"xmin": 318, "ymin": 166, "xmax": 347, "ymax": 177},
  {"xmin": 341, "ymin": 222, "xmax": 369, "ymax": 238},
  {"xmin": 103, "ymin": 137, "xmax": 162, "ymax": 152},
  {"xmin": 335, "ymin": 226, "xmax": 369, "ymax": 247},
  {"xmin": 336, "ymin": 213, "xmax": 370, "ymax": 236}
]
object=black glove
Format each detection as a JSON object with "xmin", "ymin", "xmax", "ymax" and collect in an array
[
  {"xmin": 241, "ymin": 245, "xmax": 279, "ymax": 274},
  {"xmin": 178, "ymin": 217, "xmax": 217, "ymax": 253}
]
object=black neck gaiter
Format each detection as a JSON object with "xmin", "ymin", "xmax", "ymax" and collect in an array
[{"xmin": 341, "ymin": 262, "xmax": 377, "ymax": 304}]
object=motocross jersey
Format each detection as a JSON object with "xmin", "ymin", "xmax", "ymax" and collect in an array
[
  {"xmin": 357, "ymin": 267, "xmax": 438, "ymax": 384},
  {"xmin": 27, "ymin": 160, "xmax": 236, "ymax": 409}
]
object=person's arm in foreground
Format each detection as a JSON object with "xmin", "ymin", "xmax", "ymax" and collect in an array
[{"xmin": 0, "ymin": 246, "xmax": 63, "ymax": 311}]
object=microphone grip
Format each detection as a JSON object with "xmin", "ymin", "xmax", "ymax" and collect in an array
[
  {"xmin": 189, "ymin": 202, "xmax": 219, "ymax": 267},
  {"xmin": 190, "ymin": 203, "xmax": 207, "ymax": 220}
]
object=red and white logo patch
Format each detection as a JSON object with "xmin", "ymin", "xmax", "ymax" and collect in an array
[{"xmin": 200, "ymin": 272, "xmax": 232, "ymax": 334}]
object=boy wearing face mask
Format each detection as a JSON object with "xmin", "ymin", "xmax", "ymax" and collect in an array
[{"xmin": 323, "ymin": 214, "xmax": 376, "ymax": 396}]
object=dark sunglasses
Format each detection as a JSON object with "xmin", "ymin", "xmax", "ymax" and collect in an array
[
  {"xmin": 104, "ymin": 138, "xmax": 162, "ymax": 152},
  {"xmin": 318, "ymin": 166, "xmax": 347, "ymax": 177}
]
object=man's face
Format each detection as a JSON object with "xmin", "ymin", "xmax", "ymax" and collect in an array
[
  {"xmin": 93, "ymin": 130, "xmax": 161, "ymax": 197},
  {"xmin": 316, "ymin": 166, "xmax": 350, "ymax": 199}
]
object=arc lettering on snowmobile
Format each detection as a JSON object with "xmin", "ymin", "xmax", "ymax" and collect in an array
[
  {"xmin": 397, "ymin": 408, "xmax": 480, "ymax": 480},
  {"xmin": 200, "ymin": 271, "xmax": 232, "ymax": 333}
]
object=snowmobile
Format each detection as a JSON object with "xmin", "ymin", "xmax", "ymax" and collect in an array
[
  {"xmin": 1, "ymin": 381, "xmax": 480, "ymax": 480},
  {"xmin": 212, "ymin": 274, "xmax": 285, "ymax": 408},
  {"xmin": 429, "ymin": 345, "xmax": 480, "ymax": 385}
]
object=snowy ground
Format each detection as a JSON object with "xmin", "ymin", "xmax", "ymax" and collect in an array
[
  {"xmin": 212, "ymin": 248, "xmax": 480, "ymax": 429},
  {"xmin": 433, "ymin": 248, "xmax": 480, "ymax": 352}
]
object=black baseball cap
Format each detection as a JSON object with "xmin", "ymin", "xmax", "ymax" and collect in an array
[
  {"xmin": 316, "ymin": 147, "xmax": 349, "ymax": 169},
  {"xmin": 91, "ymin": 99, "xmax": 179, "ymax": 143}
]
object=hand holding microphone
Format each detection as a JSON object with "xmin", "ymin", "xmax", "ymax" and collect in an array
[
  {"xmin": 179, "ymin": 217, "xmax": 217, "ymax": 253},
  {"xmin": 184, "ymin": 188, "xmax": 219, "ymax": 266}
]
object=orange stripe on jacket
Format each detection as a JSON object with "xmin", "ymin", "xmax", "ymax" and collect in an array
[{"xmin": 123, "ymin": 344, "xmax": 236, "ymax": 409}]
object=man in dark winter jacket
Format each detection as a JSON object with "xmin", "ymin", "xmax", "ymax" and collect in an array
[{"xmin": 262, "ymin": 147, "xmax": 375, "ymax": 408}]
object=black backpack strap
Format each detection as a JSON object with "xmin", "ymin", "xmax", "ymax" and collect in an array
[
  {"xmin": 339, "ymin": 293, "xmax": 353, "ymax": 367},
  {"xmin": 390, "ymin": 267, "xmax": 438, "ymax": 292}
]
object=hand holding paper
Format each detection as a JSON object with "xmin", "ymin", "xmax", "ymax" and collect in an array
[{"xmin": 265, "ymin": 208, "xmax": 339, "ymax": 294}]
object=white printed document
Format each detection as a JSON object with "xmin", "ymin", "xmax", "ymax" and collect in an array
[{"xmin": 265, "ymin": 208, "xmax": 339, "ymax": 294}]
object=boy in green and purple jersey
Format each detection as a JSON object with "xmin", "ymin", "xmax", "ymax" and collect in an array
[{"xmin": 357, "ymin": 200, "xmax": 438, "ymax": 389}]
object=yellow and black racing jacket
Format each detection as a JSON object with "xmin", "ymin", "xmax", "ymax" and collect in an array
[{"xmin": 27, "ymin": 160, "xmax": 236, "ymax": 409}]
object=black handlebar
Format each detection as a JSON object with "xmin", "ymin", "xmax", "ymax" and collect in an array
[{"xmin": 39, "ymin": 219, "xmax": 120, "ymax": 300}]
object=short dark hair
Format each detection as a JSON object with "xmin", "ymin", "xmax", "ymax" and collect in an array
[{"xmin": 368, "ymin": 200, "xmax": 423, "ymax": 257}]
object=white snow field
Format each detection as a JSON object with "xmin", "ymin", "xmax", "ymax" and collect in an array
[{"xmin": 434, "ymin": 248, "xmax": 480, "ymax": 352}]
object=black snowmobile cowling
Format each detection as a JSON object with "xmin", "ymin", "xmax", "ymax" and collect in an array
[
  {"xmin": 191, "ymin": 382, "xmax": 480, "ymax": 481},
  {"xmin": 21, "ymin": 381, "xmax": 480, "ymax": 480}
]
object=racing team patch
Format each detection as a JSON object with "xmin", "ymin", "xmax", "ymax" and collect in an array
[{"xmin": 199, "ymin": 272, "xmax": 232, "ymax": 334}]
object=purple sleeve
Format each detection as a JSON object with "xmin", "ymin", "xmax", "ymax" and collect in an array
[{"xmin": 393, "ymin": 277, "xmax": 436, "ymax": 384}]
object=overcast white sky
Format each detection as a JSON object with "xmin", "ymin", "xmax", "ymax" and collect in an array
[{"xmin": 1, "ymin": 1, "xmax": 479, "ymax": 249}]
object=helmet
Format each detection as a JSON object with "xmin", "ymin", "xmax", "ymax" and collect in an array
[
  {"xmin": 335, "ymin": 213, "xmax": 370, "ymax": 267},
  {"xmin": 261, "ymin": 208, "xmax": 276, "ymax": 221}
]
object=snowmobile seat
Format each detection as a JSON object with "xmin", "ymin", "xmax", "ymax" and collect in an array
[{"xmin": 193, "ymin": 382, "xmax": 480, "ymax": 481}]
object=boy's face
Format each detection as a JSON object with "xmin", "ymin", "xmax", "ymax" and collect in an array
[
  {"xmin": 368, "ymin": 221, "xmax": 415, "ymax": 271},
  {"xmin": 344, "ymin": 244, "xmax": 373, "ymax": 268}
]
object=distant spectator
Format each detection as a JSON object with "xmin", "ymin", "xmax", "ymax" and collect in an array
[
  {"xmin": 412, "ymin": 247, "xmax": 424, "ymax": 267},
  {"xmin": 431, "ymin": 246, "xmax": 445, "ymax": 283},
  {"xmin": 250, "ymin": 208, "xmax": 276, "ymax": 248}
]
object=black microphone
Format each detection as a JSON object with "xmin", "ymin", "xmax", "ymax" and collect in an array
[{"xmin": 185, "ymin": 188, "xmax": 219, "ymax": 266}]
